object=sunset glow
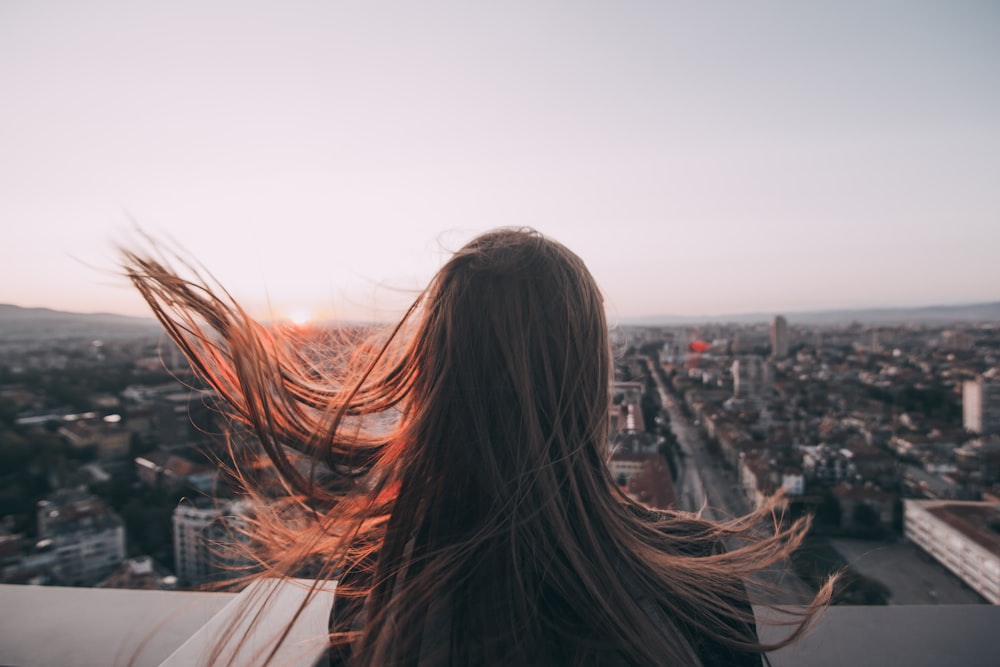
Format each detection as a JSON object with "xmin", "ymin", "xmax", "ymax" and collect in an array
[{"xmin": 286, "ymin": 309, "xmax": 313, "ymax": 327}]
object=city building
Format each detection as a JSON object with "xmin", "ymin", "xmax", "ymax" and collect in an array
[
  {"xmin": 942, "ymin": 329, "xmax": 975, "ymax": 351},
  {"xmin": 610, "ymin": 401, "xmax": 644, "ymax": 433},
  {"xmin": 58, "ymin": 419, "xmax": 132, "ymax": 460},
  {"xmin": 607, "ymin": 451, "xmax": 659, "ymax": 487},
  {"xmin": 738, "ymin": 451, "xmax": 804, "ymax": 509},
  {"xmin": 730, "ymin": 356, "xmax": 771, "ymax": 403},
  {"xmin": 135, "ymin": 450, "xmax": 218, "ymax": 493},
  {"xmin": 625, "ymin": 455, "xmax": 676, "ymax": 509},
  {"xmin": 172, "ymin": 501, "xmax": 253, "ymax": 588},
  {"xmin": 611, "ymin": 381, "xmax": 644, "ymax": 408},
  {"xmin": 964, "ymin": 377, "xmax": 1000, "ymax": 435},
  {"xmin": 955, "ymin": 436, "xmax": 1000, "ymax": 483},
  {"xmin": 770, "ymin": 315, "xmax": 789, "ymax": 359},
  {"xmin": 0, "ymin": 532, "xmax": 60, "ymax": 585},
  {"xmin": 98, "ymin": 555, "xmax": 177, "ymax": 590},
  {"xmin": 35, "ymin": 490, "xmax": 126, "ymax": 586},
  {"xmin": 904, "ymin": 499, "xmax": 1000, "ymax": 604},
  {"xmin": 801, "ymin": 444, "xmax": 861, "ymax": 485}
]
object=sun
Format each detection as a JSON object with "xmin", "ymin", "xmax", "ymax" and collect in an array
[{"xmin": 287, "ymin": 309, "xmax": 313, "ymax": 326}]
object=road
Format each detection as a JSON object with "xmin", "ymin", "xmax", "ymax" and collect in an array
[
  {"xmin": 642, "ymin": 357, "xmax": 742, "ymax": 518},
  {"xmin": 644, "ymin": 358, "xmax": 813, "ymax": 604}
]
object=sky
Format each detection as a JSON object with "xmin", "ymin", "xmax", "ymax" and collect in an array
[{"xmin": 1, "ymin": 1, "xmax": 998, "ymax": 323}]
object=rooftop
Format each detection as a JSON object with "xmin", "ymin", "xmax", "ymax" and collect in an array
[{"xmin": 925, "ymin": 501, "xmax": 1000, "ymax": 553}]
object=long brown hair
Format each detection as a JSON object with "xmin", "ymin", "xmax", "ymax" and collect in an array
[{"xmin": 122, "ymin": 228, "xmax": 831, "ymax": 666}]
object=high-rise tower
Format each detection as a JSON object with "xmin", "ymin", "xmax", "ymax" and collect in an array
[
  {"xmin": 770, "ymin": 315, "xmax": 789, "ymax": 359},
  {"xmin": 964, "ymin": 376, "xmax": 1000, "ymax": 435}
]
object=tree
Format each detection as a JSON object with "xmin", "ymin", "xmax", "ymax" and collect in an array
[
  {"xmin": 815, "ymin": 491, "xmax": 842, "ymax": 527},
  {"xmin": 852, "ymin": 502, "xmax": 880, "ymax": 529},
  {"xmin": 0, "ymin": 397, "xmax": 18, "ymax": 427}
]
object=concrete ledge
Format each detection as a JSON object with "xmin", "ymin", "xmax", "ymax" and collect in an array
[
  {"xmin": 3, "ymin": 583, "xmax": 999, "ymax": 667},
  {"xmin": 0, "ymin": 584, "xmax": 235, "ymax": 667},
  {"xmin": 761, "ymin": 604, "xmax": 1000, "ymax": 667}
]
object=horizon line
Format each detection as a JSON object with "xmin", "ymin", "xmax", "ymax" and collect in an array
[{"xmin": 3, "ymin": 298, "xmax": 1000, "ymax": 326}]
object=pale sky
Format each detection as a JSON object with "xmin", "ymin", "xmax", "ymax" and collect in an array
[{"xmin": 1, "ymin": 1, "xmax": 998, "ymax": 323}]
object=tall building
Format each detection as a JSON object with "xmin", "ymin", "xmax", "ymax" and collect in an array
[
  {"xmin": 770, "ymin": 315, "xmax": 789, "ymax": 359},
  {"xmin": 173, "ymin": 500, "xmax": 252, "ymax": 588},
  {"xmin": 963, "ymin": 377, "xmax": 1000, "ymax": 435}
]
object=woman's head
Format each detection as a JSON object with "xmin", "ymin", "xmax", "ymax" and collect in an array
[{"xmin": 399, "ymin": 228, "xmax": 614, "ymax": 517}]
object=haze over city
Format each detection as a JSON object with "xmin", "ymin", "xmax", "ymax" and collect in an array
[{"xmin": 2, "ymin": 1, "xmax": 998, "ymax": 323}]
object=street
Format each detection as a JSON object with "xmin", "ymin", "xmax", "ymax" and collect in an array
[{"xmin": 644, "ymin": 357, "xmax": 814, "ymax": 603}]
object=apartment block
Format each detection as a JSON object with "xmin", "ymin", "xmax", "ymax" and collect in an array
[{"xmin": 904, "ymin": 499, "xmax": 1000, "ymax": 604}]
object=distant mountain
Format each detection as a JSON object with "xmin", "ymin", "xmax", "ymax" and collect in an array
[
  {"xmin": 5, "ymin": 300, "xmax": 999, "ymax": 340},
  {"xmin": 0, "ymin": 304, "xmax": 159, "ymax": 341},
  {"xmin": 623, "ymin": 301, "xmax": 1000, "ymax": 326}
]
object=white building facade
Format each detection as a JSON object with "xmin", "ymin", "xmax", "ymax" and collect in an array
[
  {"xmin": 173, "ymin": 501, "xmax": 252, "ymax": 587},
  {"xmin": 964, "ymin": 377, "xmax": 1000, "ymax": 435},
  {"xmin": 904, "ymin": 500, "xmax": 1000, "ymax": 604}
]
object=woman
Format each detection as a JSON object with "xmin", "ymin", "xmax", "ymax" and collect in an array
[{"xmin": 123, "ymin": 228, "xmax": 830, "ymax": 666}]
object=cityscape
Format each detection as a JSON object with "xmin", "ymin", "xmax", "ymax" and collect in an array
[
  {"xmin": 1, "ymin": 304, "xmax": 998, "ymax": 613},
  {"xmin": 2, "ymin": 2, "xmax": 997, "ymax": 663}
]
